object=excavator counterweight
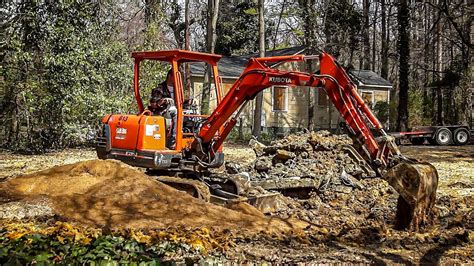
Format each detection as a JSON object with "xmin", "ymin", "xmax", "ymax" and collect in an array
[{"xmin": 97, "ymin": 49, "xmax": 438, "ymax": 231}]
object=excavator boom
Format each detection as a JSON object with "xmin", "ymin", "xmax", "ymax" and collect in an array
[{"xmin": 192, "ymin": 53, "xmax": 389, "ymax": 167}]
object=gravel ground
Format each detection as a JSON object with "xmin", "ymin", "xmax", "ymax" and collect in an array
[
  {"xmin": 0, "ymin": 145, "xmax": 253, "ymax": 180},
  {"xmin": 0, "ymin": 143, "xmax": 473, "ymax": 263}
]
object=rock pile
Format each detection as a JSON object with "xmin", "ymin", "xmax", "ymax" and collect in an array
[
  {"xmin": 225, "ymin": 131, "xmax": 375, "ymax": 195},
  {"xmin": 221, "ymin": 131, "xmax": 403, "ymax": 233}
]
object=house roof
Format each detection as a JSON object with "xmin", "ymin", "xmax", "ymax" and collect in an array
[
  {"xmin": 190, "ymin": 46, "xmax": 305, "ymax": 79},
  {"xmin": 348, "ymin": 70, "xmax": 392, "ymax": 89},
  {"xmin": 190, "ymin": 56, "xmax": 248, "ymax": 79},
  {"xmin": 190, "ymin": 46, "xmax": 392, "ymax": 89}
]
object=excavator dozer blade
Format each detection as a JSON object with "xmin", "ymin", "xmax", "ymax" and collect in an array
[{"xmin": 384, "ymin": 160, "xmax": 439, "ymax": 231}]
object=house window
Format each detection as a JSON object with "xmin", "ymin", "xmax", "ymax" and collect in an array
[
  {"xmin": 272, "ymin": 86, "xmax": 288, "ymax": 112},
  {"xmin": 318, "ymin": 89, "xmax": 328, "ymax": 106},
  {"xmin": 360, "ymin": 91, "xmax": 374, "ymax": 107}
]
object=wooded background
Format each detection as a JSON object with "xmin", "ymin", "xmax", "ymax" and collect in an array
[{"xmin": 1, "ymin": 0, "xmax": 472, "ymax": 152}]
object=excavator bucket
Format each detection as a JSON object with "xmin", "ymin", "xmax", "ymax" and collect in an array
[{"xmin": 384, "ymin": 159, "xmax": 439, "ymax": 231}]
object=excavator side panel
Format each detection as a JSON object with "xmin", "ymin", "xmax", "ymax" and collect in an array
[
  {"xmin": 105, "ymin": 114, "xmax": 167, "ymax": 152},
  {"xmin": 107, "ymin": 114, "xmax": 142, "ymax": 151},
  {"xmin": 136, "ymin": 116, "xmax": 167, "ymax": 151}
]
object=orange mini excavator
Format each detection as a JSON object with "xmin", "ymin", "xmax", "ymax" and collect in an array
[{"xmin": 97, "ymin": 50, "xmax": 438, "ymax": 230}]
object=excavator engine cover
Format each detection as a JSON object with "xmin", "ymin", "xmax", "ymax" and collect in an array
[{"xmin": 384, "ymin": 160, "xmax": 438, "ymax": 231}]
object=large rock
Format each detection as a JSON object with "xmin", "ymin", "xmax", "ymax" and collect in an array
[
  {"xmin": 254, "ymin": 157, "xmax": 272, "ymax": 172},
  {"xmin": 274, "ymin": 149, "xmax": 296, "ymax": 161}
]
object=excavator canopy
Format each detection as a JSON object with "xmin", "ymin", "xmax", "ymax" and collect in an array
[{"xmin": 131, "ymin": 50, "xmax": 222, "ymax": 63}]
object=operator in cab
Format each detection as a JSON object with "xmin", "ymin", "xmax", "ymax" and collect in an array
[{"xmin": 148, "ymin": 70, "xmax": 177, "ymax": 149}]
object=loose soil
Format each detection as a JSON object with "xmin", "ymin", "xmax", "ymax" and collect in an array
[{"xmin": 0, "ymin": 159, "xmax": 306, "ymax": 235}]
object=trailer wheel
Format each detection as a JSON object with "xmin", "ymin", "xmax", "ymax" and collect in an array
[
  {"xmin": 453, "ymin": 128, "xmax": 470, "ymax": 146},
  {"xmin": 435, "ymin": 128, "xmax": 452, "ymax": 145},
  {"xmin": 410, "ymin": 137, "xmax": 425, "ymax": 145}
]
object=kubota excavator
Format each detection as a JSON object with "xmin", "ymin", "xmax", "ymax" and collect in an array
[{"xmin": 96, "ymin": 50, "xmax": 438, "ymax": 230}]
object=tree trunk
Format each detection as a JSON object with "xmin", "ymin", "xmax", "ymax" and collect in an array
[
  {"xmin": 436, "ymin": 88, "xmax": 443, "ymax": 125},
  {"xmin": 252, "ymin": 0, "xmax": 265, "ymax": 138},
  {"xmin": 397, "ymin": 0, "xmax": 410, "ymax": 131},
  {"xmin": 184, "ymin": 0, "xmax": 191, "ymax": 98},
  {"xmin": 372, "ymin": 0, "xmax": 379, "ymax": 72},
  {"xmin": 201, "ymin": 0, "xmax": 220, "ymax": 115},
  {"xmin": 436, "ymin": 9, "xmax": 444, "ymax": 125},
  {"xmin": 422, "ymin": 2, "xmax": 431, "ymax": 120},
  {"xmin": 362, "ymin": 0, "xmax": 371, "ymax": 70},
  {"xmin": 272, "ymin": 0, "xmax": 287, "ymax": 51},
  {"xmin": 463, "ymin": 45, "xmax": 473, "ymax": 127},
  {"xmin": 380, "ymin": 0, "xmax": 388, "ymax": 79},
  {"xmin": 299, "ymin": 0, "xmax": 316, "ymax": 130}
]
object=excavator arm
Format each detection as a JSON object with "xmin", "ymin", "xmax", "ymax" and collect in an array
[
  {"xmin": 194, "ymin": 53, "xmax": 390, "ymax": 166},
  {"xmin": 190, "ymin": 52, "xmax": 438, "ymax": 231}
]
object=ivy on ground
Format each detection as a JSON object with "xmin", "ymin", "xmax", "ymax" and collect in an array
[{"xmin": 0, "ymin": 221, "xmax": 232, "ymax": 264}]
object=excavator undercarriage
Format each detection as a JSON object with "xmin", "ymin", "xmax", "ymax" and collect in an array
[{"xmin": 144, "ymin": 170, "xmax": 282, "ymax": 213}]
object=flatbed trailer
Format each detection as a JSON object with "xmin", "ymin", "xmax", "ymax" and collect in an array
[{"xmin": 390, "ymin": 125, "xmax": 472, "ymax": 146}]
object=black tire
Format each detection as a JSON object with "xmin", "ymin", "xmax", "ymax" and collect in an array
[
  {"xmin": 453, "ymin": 128, "xmax": 470, "ymax": 146},
  {"xmin": 435, "ymin": 128, "xmax": 452, "ymax": 145},
  {"xmin": 410, "ymin": 137, "xmax": 425, "ymax": 145},
  {"xmin": 427, "ymin": 138, "xmax": 437, "ymax": 145}
]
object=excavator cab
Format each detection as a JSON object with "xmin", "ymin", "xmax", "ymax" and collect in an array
[{"xmin": 97, "ymin": 50, "xmax": 226, "ymax": 170}]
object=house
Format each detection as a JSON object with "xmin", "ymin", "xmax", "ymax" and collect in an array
[{"xmin": 189, "ymin": 46, "xmax": 392, "ymax": 134}]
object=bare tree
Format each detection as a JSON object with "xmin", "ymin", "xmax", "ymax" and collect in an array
[
  {"xmin": 184, "ymin": 0, "xmax": 191, "ymax": 97},
  {"xmin": 298, "ymin": 0, "xmax": 317, "ymax": 130},
  {"xmin": 380, "ymin": 0, "xmax": 388, "ymax": 79},
  {"xmin": 372, "ymin": 0, "xmax": 379, "ymax": 72},
  {"xmin": 362, "ymin": 0, "xmax": 371, "ymax": 70},
  {"xmin": 397, "ymin": 0, "xmax": 410, "ymax": 131},
  {"xmin": 201, "ymin": 0, "xmax": 220, "ymax": 114},
  {"xmin": 435, "ymin": 5, "xmax": 444, "ymax": 125},
  {"xmin": 252, "ymin": 0, "xmax": 266, "ymax": 138}
]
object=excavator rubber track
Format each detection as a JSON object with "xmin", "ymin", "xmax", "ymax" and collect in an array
[
  {"xmin": 147, "ymin": 171, "xmax": 281, "ymax": 213},
  {"xmin": 153, "ymin": 175, "xmax": 211, "ymax": 202}
]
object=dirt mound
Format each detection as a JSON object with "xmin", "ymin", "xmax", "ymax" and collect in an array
[{"xmin": 0, "ymin": 160, "xmax": 306, "ymax": 234}]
